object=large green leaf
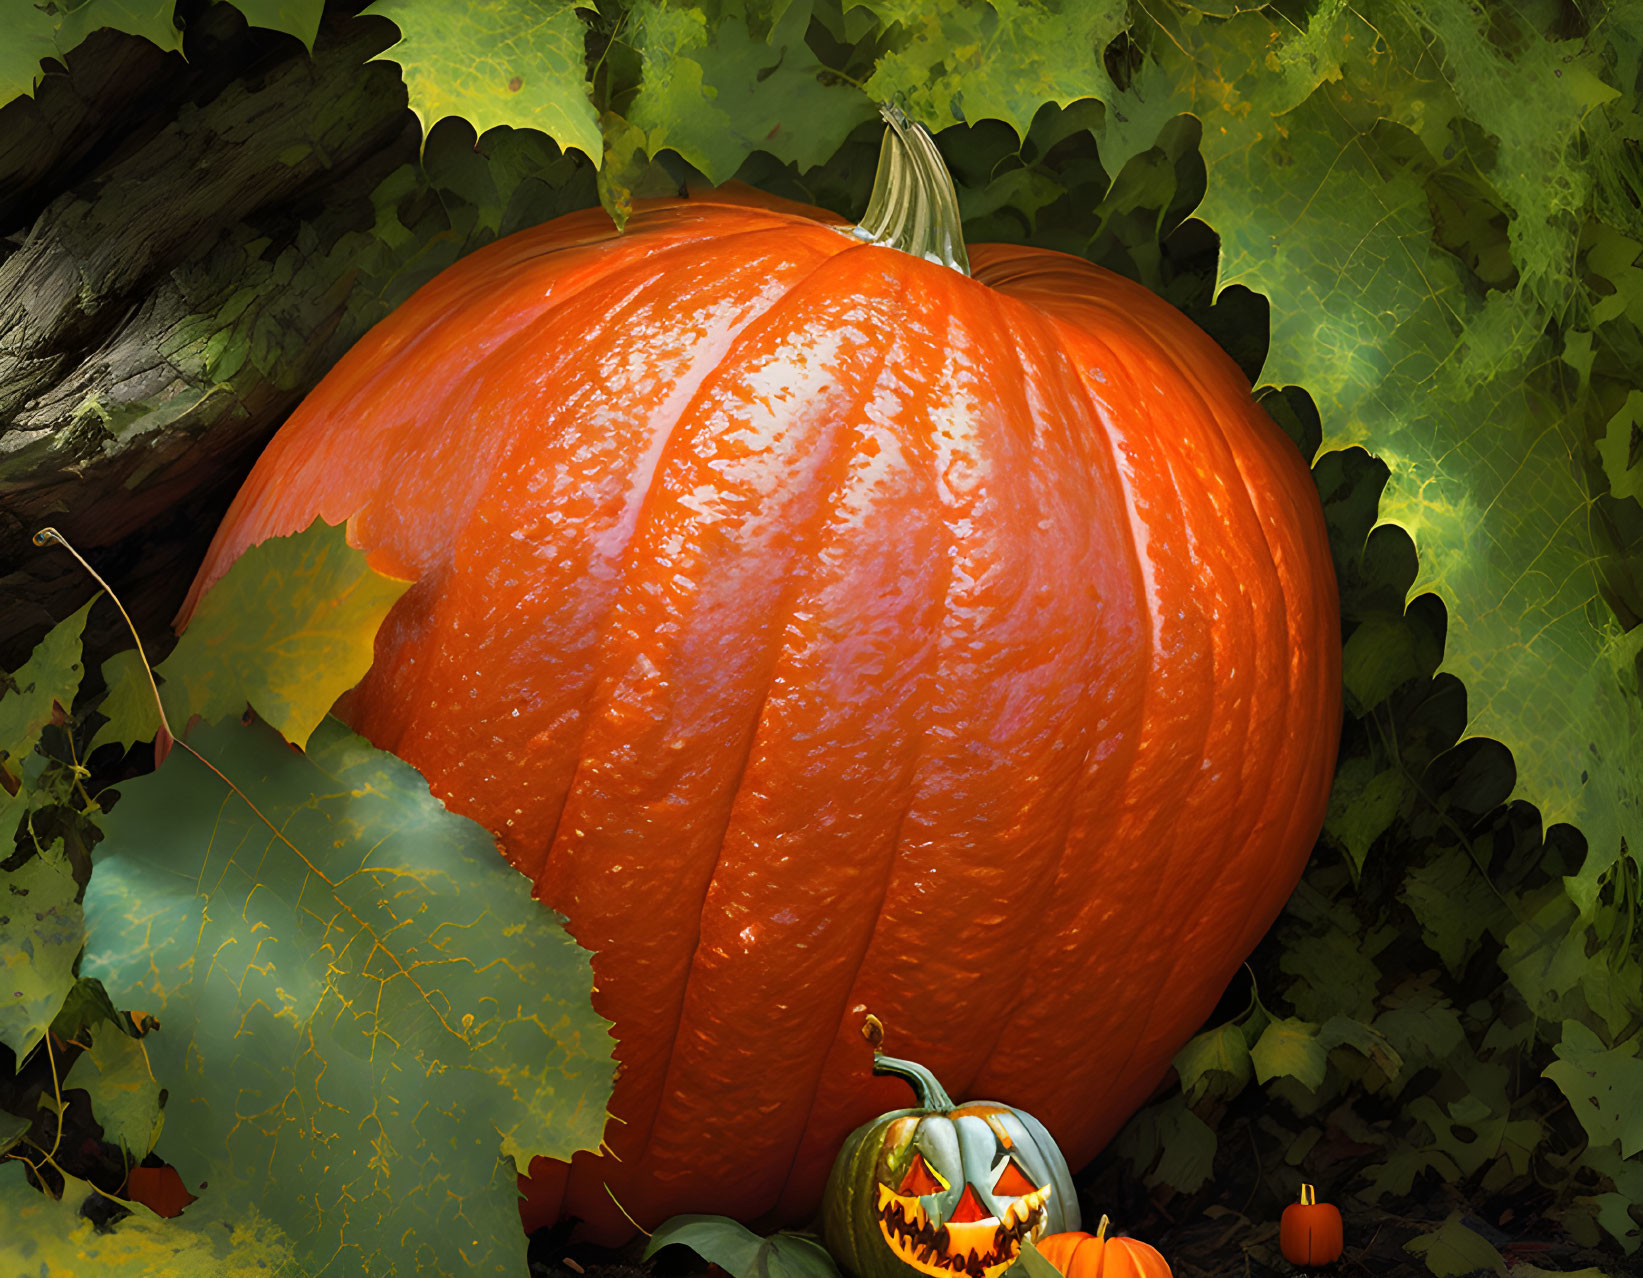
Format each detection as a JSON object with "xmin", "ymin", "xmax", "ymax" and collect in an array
[
  {"xmin": 1404, "ymin": 1211, "xmax": 1507, "ymax": 1278},
  {"xmin": 219, "ymin": 0, "xmax": 327, "ymax": 50},
  {"xmin": 362, "ymin": 0, "xmax": 602, "ymax": 161},
  {"xmin": 1544, "ymin": 1020, "xmax": 1643, "ymax": 1160},
  {"xmin": 52, "ymin": 0, "xmax": 183, "ymax": 57},
  {"xmin": 1095, "ymin": 1, "xmax": 1643, "ymax": 909},
  {"xmin": 82, "ymin": 713, "xmax": 615, "ymax": 1277}
]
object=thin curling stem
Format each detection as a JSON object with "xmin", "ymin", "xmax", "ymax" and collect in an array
[{"xmin": 32, "ymin": 527, "xmax": 175, "ymax": 751}]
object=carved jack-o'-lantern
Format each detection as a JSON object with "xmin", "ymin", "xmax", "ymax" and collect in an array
[{"xmin": 823, "ymin": 1046, "xmax": 1079, "ymax": 1278}]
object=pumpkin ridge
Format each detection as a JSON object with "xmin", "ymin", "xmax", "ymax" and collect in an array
[
  {"xmin": 988, "ymin": 319, "xmax": 1206, "ymax": 1112},
  {"xmin": 768, "ymin": 266, "xmax": 995, "ymax": 1221},
  {"xmin": 547, "ymin": 247, "xmax": 926, "ymax": 1229},
  {"xmin": 510, "ymin": 225, "xmax": 856, "ymax": 882},
  {"xmin": 1098, "ymin": 330, "xmax": 1292, "ymax": 1070},
  {"xmin": 772, "ymin": 261, "xmax": 1115, "ymax": 1190},
  {"xmin": 1116, "ymin": 311, "xmax": 1336, "ymax": 978},
  {"xmin": 946, "ymin": 273, "xmax": 1156, "ymax": 1088},
  {"xmin": 627, "ymin": 257, "xmax": 914, "ymax": 1198},
  {"xmin": 960, "ymin": 294, "xmax": 1282, "ymax": 1148}
]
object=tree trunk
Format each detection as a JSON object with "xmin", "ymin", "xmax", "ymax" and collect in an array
[{"xmin": 0, "ymin": 2, "xmax": 593, "ymax": 677}]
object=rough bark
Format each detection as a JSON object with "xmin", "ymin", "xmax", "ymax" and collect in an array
[{"xmin": 0, "ymin": 2, "xmax": 595, "ymax": 678}]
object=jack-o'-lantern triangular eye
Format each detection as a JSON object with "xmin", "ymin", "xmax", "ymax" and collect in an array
[
  {"xmin": 896, "ymin": 1151, "xmax": 948, "ymax": 1196},
  {"xmin": 993, "ymin": 1157, "xmax": 1038, "ymax": 1197}
]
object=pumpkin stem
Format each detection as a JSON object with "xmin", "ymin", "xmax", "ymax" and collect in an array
[
  {"xmin": 1096, "ymin": 1214, "xmax": 1110, "ymax": 1241},
  {"xmin": 871, "ymin": 1051, "xmax": 957, "ymax": 1112},
  {"xmin": 852, "ymin": 103, "xmax": 971, "ymax": 276},
  {"xmin": 1300, "ymin": 1183, "xmax": 1315, "ymax": 1206}
]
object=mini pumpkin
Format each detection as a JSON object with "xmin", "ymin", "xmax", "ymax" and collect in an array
[
  {"xmin": 1036, "ymin": 1216, "xmax": 1172, "ymax": 1278},
  {"xmin": 823, "ymin": 1045, "xmax": 1078, "ymax": 1278},
  {"xmin": 1279, "ymin": 1184, "xmax": 1343, "ymax": 1267}
]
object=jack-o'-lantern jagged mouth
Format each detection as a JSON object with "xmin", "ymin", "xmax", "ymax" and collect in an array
[{"xmin": 873, "ymin": 1183, "xmax": 1052, "ymax": 1278}]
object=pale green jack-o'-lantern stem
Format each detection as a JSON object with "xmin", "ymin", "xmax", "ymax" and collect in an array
[{"xmin": 872, "ymin": 1050, "xmax": 957, "ymax": 1112}]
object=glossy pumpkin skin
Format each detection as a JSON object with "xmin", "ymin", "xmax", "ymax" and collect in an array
[
  {"xmin": 182, "ymin": 187, "xmax": 1342, "ymax": 1240},
  {"xmin": 1037, "ymin": 1222, "xmax": 1172, "ymax": 1278},
  {"xmin": 1280, "ymin": 1186, "xmax": 1343, "ymax": 1266},
  {"xmin": 822, "ymin": 1054, "xmax": 1077, "ymax": 1278}
]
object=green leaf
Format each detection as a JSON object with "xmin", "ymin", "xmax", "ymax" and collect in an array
[
  {"xmin": 645, "ymin": 1216, "xmax": 842, "ymax": 1278},
  {"xmin": 1322, "ymin": 755, "xmax": 1404, "ymax": 876},
  {"xmin": 1404, "ymin": 1211, "xmax": 1506, "ymax": 1278},
  {"xmin": 1373, "ymin": 984, "xmax": 1466, "ymax": 1079},
  {"xmin": 1341, "ymin": 616, "xmax": 1422, "ymax": 715},
  {"xmin": 0, "ymin": 597, "xmax": 94, "ymax": 776},
  {"xmin": 0, "ymin": 840, "xmax": 84, "ymax": 1064},
  {"xmin": 0, "ymin": 1161, "xmax": 307, "ymax": 1277},
  {"xmin": 216, "ymin": 0, "xmax": 326, "ymax": 50},
  {"xmin": 1279, "ymin": 928, "xmax": 1385, "ymax": 1023},
  {"xmin": 160, "ymin": 518, "xmax": 411, "ymax": 747},
  {"xmin": 1401, "ymin": 846, "xmax": 1509, "ymax": 976},
  {"xmin": 82, "ymin": 713, "xmax": 615, "ymax": 1277},
  {"xmin": 1015, "ymin": 1239, "xmax": 1066, "ymax": 1278},
  {"xmin": 1105, "ymin": 5, "xmax": 1643, "ymax": 905},
  {"xmin": 1501, "ymin": 890, "xmax": 1589, "ymax": 1020},
  {"xmin": 362, "ymin": 0, "xmax": 601, "ymax": 161},
  {"xmin": 624, "ymin": 0, "xmax": 875, "ymax": 185},
  {"xmin": 72, "ymin": 1020, "xmax": 163, "ymax": 1158},
  {"xmin": 0, "ymin": 2, "xmax": 60, "ymax": 106},
  {"xmin": 90, "ymin": 648, "xmax": 163, "ymax": 756},
  {"xmin": 53, "ymin": 0, "xmax": 184, "ymax": 56},
  {"xmin": 48, "ymin": 975, "xmax": 127, "ymax": 1043},
  {"xmin": 1145, "ymin": 1095, "xmax": 1216, "ymax": 1192},
  {"xmin": 1250, "ymin": 1016, "xmax": 1327, "ymax": 1090},
  {"xmin": 1597, "ymin": 389, "xmax": 1643, "ymax": 504},
  {"xmin": 1316, "ymin": 1014, "xmax": 1404, "ymax": 1082},
  {"xmin": 0, "ymin": 1110, "xmax": 29, "ymax": 1156},
  {"xmin": 1172, "ymin": 1021, "xmax": 1251, "ymax": 1102},
  {"xmin": 1543, "ymin": 1020, "xmax": 1643, "ymax": 1159},
  {"xmin": 1581, "ymin": 1138, "xmax": 1643, "ymax": 1253},
  {"xmin": 852, "ymin": 0, "xmax": 1126, "ymax": 137}
]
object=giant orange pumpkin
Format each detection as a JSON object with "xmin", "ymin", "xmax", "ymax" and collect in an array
[{"xmin": 180, "ymin": 109, "xmax": 1341, "ymax": 1241}]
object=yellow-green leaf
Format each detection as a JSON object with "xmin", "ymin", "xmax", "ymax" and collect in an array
[
  {"xmin": 1250, "ymin": 1016, "xmax": 1327, "ymax": 1090},
  {"xmin": 1172, "ymin": 1021, "xmax": 1251, "ymax": 1102},
  {"xmin": 160, "ymin": 518, "xmax": 410, "ymax": 747},
  {"xmin": 0, "ymin": 597, "xmax": 94, "ymax": 774},
  {"xmin": 0, "ymin": 840, "xmax": 83, "ymax": 1063},
  {"xmin": 362, "ymin": 0, "xmax": 601, "ymax": 161},
  {"xmin": 0, "ymin": 1162, "xmax": 304, "ymax": 1276},
  {"xmin": 72, "ymin": 1021, "xmax": 163, "ymax": 1158}
]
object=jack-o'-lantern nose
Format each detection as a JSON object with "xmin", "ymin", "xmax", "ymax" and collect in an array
[{"xmin": 948, "ymin": 1185, "xmax": 990, "ymax": 1224}]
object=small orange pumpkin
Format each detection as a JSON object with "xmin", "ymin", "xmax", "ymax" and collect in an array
[
  {"xmin": 1280, "ymin": 1184, "xmax": 1343, "ymax": 1267},
  {"xmin": 1037, "ymin": 1215, "xmax": 1172, "ymax": 1278}
]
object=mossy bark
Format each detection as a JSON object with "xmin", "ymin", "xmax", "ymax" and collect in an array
[{"xmin": 0, "ymin": 3, "xmax": 595, "ymax": 675}]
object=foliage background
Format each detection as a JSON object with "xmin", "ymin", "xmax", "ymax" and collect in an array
[{"xmin": 2, "ymin": 0, "xmax": 1642, "ymax": 1274}]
